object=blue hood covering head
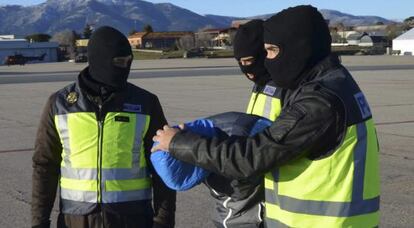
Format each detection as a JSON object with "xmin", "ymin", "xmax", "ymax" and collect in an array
[{"xmin": 151, "ymin": 112, "xmax": 272, "ymax": 191}]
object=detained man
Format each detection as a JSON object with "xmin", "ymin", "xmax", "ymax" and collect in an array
[{"xmin": 151, "ymin": 19, "xmax": 285, "ymax": 228}]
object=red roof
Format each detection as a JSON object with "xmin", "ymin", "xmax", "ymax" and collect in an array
[{"xmin": 128, "ymin": 32, "xmax": 148, "ymax": 38}]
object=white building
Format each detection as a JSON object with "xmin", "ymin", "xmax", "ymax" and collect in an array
[
  {"xmin": 0, "ymin": 35, "xmax": 24, "ymax": 40},
  {"xmin": 392, "ymin": 28, "xmax": 414, "ymax": 56},
  {"xmin": 0, "ymin": 37, "xmax": 59, "ymax": 65}
]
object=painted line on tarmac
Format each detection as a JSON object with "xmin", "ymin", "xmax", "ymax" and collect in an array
[
  {"xmin": 347, "ymin": 65, "xmax": 414, "ymax": 72},
  {"xmin": 0, "ymin": 68, "xmax": 241, "ymax": 84},
  {"xmin": 0, "ymin": 65, "xmax": 238, "ymax": 76},
  {"xmin": 1, "ymin": 64, "xmax": 413, "ymax": 77},
  {"xmin": 0, "ymin": 148, "xmax": 33, "ymax": 154},
  {"xmin": 372, "ymin": 103, "xmax": 414, "ymax": 108},
  {"xmin": 1, "ymin": 64, "xmax": 414, "ymax": 85},
  {"xmin": 376, "ymin": 120, "xmax": 414, "ymax": 126}
]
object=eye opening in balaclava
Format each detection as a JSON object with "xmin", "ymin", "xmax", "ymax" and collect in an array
[
  {"xmin": 233, "ymin": 19, "xmax": 270, "ymax": 86},
  {"xmin": 264, "ymin": 43, "xmax": 282, "ymax": 60},
  {"xmin": 87, "ymin": 26, "xmax": 133, "ymax": 91},
  {"xmin": 113, "ymin": 55, "xmax": 133, "ymax": 69},
  {"xmin": 238, "ymin": 56, "xmax": 259, "ymax": 80},
  {"xmin": 263, "ymin": 5, "xmax": 332, "ymax": 90}
]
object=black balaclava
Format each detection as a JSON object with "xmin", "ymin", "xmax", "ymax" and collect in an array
[
  {"xmin": 263, "ymin": 5, "xmax": 332, "ymax": 89},
  {"xmin": 233, "ymin": 19, "xmax": 270, "ymax": 86},
  {"xmin": 87, "ymin": 26, "xmax": 132, "ymax": 91}
]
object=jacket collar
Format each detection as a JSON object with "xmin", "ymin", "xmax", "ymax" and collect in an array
[
  {"xmin": 299, "ymin": 54, "xmax": 342, "ymax": 86},
  {"xmin": 75, "ymin": 69, "xmax": 129, "ymax": 110}
]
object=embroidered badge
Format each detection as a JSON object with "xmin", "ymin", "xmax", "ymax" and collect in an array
[
  {"xmin": 123, "ymin": 103, "xmax": 142, "ymax": 113},
  {"xmin": 115, "ymin": 116, "xmax": 130, "ymax": 123},
  {"xmin": 66, "ymin": 92, "xmax": 78, "ymax": 104},
  {"xmin": 263, "ymin": 85, "xmax": 277, "ymax": 96}
]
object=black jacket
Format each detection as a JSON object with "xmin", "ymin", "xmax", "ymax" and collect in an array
[
  {"xmin": 32, "ymin": 70, "xmax": 176, "ymax": 228},
  {"xmin": 168, "ymin": 55, "xmax": 345, "ymax": 180}
]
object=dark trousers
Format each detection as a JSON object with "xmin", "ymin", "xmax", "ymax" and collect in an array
[{"xmin": 57, "ymin": 211, "xmax": 153, "ymax": 228}]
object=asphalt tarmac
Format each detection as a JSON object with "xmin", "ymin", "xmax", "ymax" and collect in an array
[{"xmin": 0, "ymin": 56, "xmax": 413, "ymax": 227}]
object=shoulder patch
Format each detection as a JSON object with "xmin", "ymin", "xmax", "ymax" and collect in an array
[
  {"xmin": 263, "ymin": 85, "xmax": 277, "ymax": 96},
  {"xmin": 66, "ymin": 92, "xmax": 78, "ymax": 104},
  {"xmin": 123, "ymin": 103, "xmax": 142, "ymax": 113},
  {"xmin": 354, "ymin": 92, "xmax": 372, "ymax": 119}
]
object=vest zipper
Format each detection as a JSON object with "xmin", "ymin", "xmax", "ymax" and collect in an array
[{"xmin": 97, "ymin": 104, "xmax": 104, "ymax": 205}]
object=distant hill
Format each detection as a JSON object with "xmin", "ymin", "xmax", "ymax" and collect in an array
[
  {"xmin": 0, "ymin": 0, "xmax": 235, "ymax": 35},
  {"xmin": 0, "ymin": 1, "xmax": 396, "ymax": 36},
  {"xmin": 248, "ymin": 9, "xmax": 395, "ymax": 26},
  {"xmin": 320, "ymin": 9, "xmax": 394, "ymax": 26},
  {"xmin": 205, "ymin": 14, "xmax": 241, "ymax": 28}
]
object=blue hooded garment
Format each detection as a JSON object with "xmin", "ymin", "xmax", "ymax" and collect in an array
[{"xmin": 151, "ymin": 112, "xmax": 272, "ymax": 191}]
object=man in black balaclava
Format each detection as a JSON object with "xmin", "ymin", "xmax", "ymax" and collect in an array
[
  {"xmin": 233, "ymin": 19, "xmax": 270, "ymax": 86},
  {"xmin": 79, "ymin": 26, "xmax": 133, "ymax": 100},
  {"xmin": 234, "ymin": 19, "xmax": 286, "ymax": 119},
  {"xmin": 263, "ymin": 5, "xmax": 331, "ymax": 89},
  {"xmin": 200, "ymin": 20, "xmax": 286, "ymax": 228},
  {"xmin": 32, "ymin": 26, "xmax": 176, "ymax": 228},
  {"xmin": 153, "ymin": 5, "xmax": 380, "ymax": 228}
]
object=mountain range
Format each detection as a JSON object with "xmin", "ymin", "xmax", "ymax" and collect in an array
[
  {"xmin": 0, "ymin": 0, "xmax": 395, "ymax": 36},
  {"xmin": 250, "ymin": 10, "xmax": 394, "ymax": 27}
]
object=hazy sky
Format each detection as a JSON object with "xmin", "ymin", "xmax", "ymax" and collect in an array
[{"xmin": 1, "ymin": 0, "xmax": 413, "ymax": 20}]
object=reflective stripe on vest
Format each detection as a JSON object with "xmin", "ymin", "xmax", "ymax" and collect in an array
[
  {"xmin": 264, "ymin": 119, "xmax": 380, "ymax": 227},
  {"xmin": 55, "ymin": 112, "xmax": 152, "ymax": 205},
  {"xmin": 246, "ymin": 92, "xmax": 281, "ymax": 121}
]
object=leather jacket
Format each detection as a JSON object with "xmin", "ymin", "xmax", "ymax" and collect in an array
[{"xmin": 168, "ymin": 55, "xmax": 345, "ymax": 180}]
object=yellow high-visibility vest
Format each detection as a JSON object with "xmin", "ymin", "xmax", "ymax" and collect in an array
[
  {"xmin": 263, "ymin": 74, "xmax": 380, "ymax": 227},
  {"xmin": 55, "ymin": 112, "xmax": 152, "ymax": 206},
  {"xmin": 264, "ymin": 119, "xmax": 380, "ymax": 227},
  {"xmin": 52, "ymin": 81, "xmax": 156, "ymax": 215},
  {"xmin": 246, "ymin": 83, "xmax": 283, "ymax": 121}
]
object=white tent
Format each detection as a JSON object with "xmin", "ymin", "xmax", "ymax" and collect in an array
[{"xmin": 393, "ymin": 28, "xmax": 414, "ymax": 55}]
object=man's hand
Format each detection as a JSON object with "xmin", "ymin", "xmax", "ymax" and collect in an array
[{"xmin": 152, "ymin": 125, "xmax": 184, "ymax": 153}]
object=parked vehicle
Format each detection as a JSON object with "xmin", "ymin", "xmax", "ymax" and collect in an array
[
  {"xmin": 183, "ymin": 48, "xmax": 204, "ymax": 58},
  {"xmin": 4, "ymin": 53, "xmax": 46, "ymax": 66},
  {"xmin": 74, "ymin": 53, "xmax": 88, "ymax": 63}
]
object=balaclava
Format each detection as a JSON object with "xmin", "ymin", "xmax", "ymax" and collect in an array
[
  {"xmin": 233, "ymin": 19, "xmax": 270, "ymax": 86},
  {"xmin": 87, "ymin": 26, "xmax": 132, "ymax": 91},
  {"xmin": 263, "ymin": 5, "xmax": 332, "ymax": 89}
]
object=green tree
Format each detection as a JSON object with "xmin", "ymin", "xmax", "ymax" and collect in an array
[
  {"xmin": 83, "ymin": 24, "xmax": 93, "ymax": 39},
  {"xmin": 403, "ymin": 16, "xmax": 414, "ymax": 28},
  {"xmin": 51, "ymin": 30, "xmax": 80, "ymax": 59},
  {"xmin": 333, "ymin": 23, "xmax": 346, "ymax": 43},
  {"xmin": 330, "ymin": 31, "xmax": 342, "ymax": 43},
  {"xmin": 143, "ymin": 24, "xmax": 153, "ymax": 33},
  {"xmin": 25, "ymin": 33, "xmax": 51, "ymax": 42},
  {"xmin": 385, "ymin": 23, "xmax": 405, "ymax": 42},
  {"xmin": 375, "ymin": 21, "xmax": 385, "ymax": 25}
]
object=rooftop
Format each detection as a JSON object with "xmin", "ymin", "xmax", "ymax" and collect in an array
[
  {"xmin": 394, "ymin": 28, "xmax": 414, "ymax": 40},
  {"xmin": 128, "ymin": 32, "xmax": 148, "ymax": 38},
  {"xmin": 128, "ymin": 31, "xmax": 193, "ymax": 39},
  {"xmin": 0, "ymin": 40, "xmax": 59, "ymax": 49},
  {"xmin": 144, "ymin": 32, "xmax": 193, "ymax": 39}
]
